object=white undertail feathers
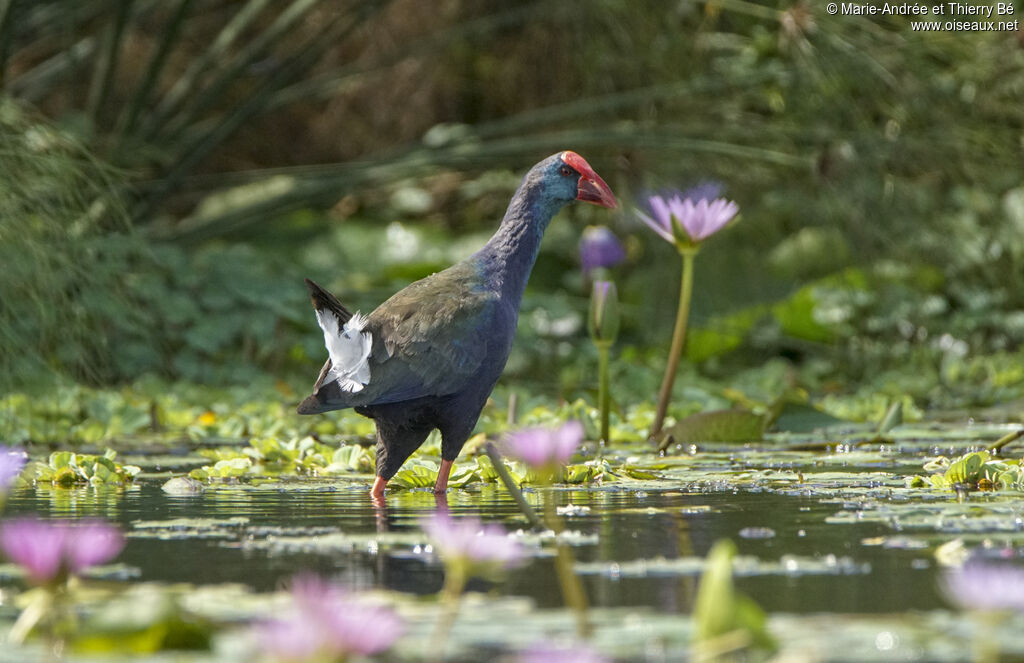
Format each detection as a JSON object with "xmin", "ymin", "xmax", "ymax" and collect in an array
[{"xmin": 315, "ymin": 310, "xmax": 372, "ymax": 393}]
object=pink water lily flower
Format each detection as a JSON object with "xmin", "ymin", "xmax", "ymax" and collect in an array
[
  {"xmin": 503, "ymin": 421, "xmax": 584, "ymax": 470},
  {"xmin": 520, "ymin": 641, "xmax": 611, "ymax": 663},
  {"xmin": 638, "ymin": 192, "xmax": 739, "ymax": 245},
  {"xmin": 422, "ymin": 512, "xmax": 523, "ymax": 568},
  {"xmin": 941, "ymin": 561, "xmax": 1024, "ymax": 612},
  {"xmin": 259, "ymin": 574, "xmax": 403, "ymax": 661},
  {"xmin": 0, "ymin": 518, "xmax": 124, "ymax": 584}
]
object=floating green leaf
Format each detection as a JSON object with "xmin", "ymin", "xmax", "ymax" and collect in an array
[{"xmin": 30, "ymin": 450, "xmax": 140, "ymax": 486}]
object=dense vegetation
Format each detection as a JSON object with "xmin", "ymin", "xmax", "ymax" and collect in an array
[{"xmin": 3, "ymin": 0, "xmax": 1024, "ymax": 428}]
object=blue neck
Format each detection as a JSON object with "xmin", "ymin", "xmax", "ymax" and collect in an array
[{"xmin": 476, "ymin": 183, "xmax": 567, "ymax": 301}]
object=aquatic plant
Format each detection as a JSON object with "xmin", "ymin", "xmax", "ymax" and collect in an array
[
  {"xmin": 502, "ymin": 421, "xmax": 584, "ymax": 480},
  {"xmin": 423, "ymin": 513, "xmax": 523, "ymax": 659},
  {"xmin": 940, "ymin": 560, "xmax": 1024, "ymax": 663},
  {"xmin": 638, "ymin": 190, "xmax": 739, "ymax": 438},
  {"xmin": 693, "ymin": 540, "xmax": 776, "ymax": 661},
  {"xmin": 258, "ymin": 574, "xmax": 403, "ymax": 662},
  {"xmin": 190, "ymin": 436, "xmax": 374, "ymax": 481},
  {"xmin": 0, "ymin": 519, "xmax": 124, "ymax": 585},
  {"xmin": 28, "ymin": 450, "xmax": 140, "ymax": 487},
  {"xmin": 579, "ymin": 225, "xmax": 626, "ymax": 278},
  {"xmin": 422, "ymin": 512, "xmax": 524, "ymax": 573},
  {"xmin": 0, "ymin": 518, "xmax": 124, "ymax": 645},
  {"xmin": 588, "ymin": 281, "xmax": 620, "ymax": 446},
  {"xmin": 519, "ymin": 641, "xmax": 610, "ymax": 663},
  {"xmin": 908, "ymin": 451, "xmax": 1024, "ymax": 492},
  {"xmin": 941, "ymin": 561, "xmax": 1024, "ymax": 613},
  {"xmin": 502, "ymin": 421, "xmax": 590, "ymax": 637}
]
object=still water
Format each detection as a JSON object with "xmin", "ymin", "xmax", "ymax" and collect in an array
[{"xmin": 3, "ymin": 479, "xmax": 941, "ymax": 617}]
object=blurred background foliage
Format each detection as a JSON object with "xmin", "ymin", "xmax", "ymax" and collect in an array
[{"xmin": 3, "ymin": 0, "xmax": 1024, "ymax": 423}]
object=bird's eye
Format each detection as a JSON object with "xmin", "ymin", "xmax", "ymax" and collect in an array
[{"xmin": 559, "ymin": 165, "xmax": 573, "ymax": 177}]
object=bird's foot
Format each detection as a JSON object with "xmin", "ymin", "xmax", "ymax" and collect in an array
[
  {"xmin": 371, "ymin": 475, "xmax": 387, "ymax": 502},
  {"xmin": 432, "ymin": 459, "xmax": 454, "ymax": 494}
]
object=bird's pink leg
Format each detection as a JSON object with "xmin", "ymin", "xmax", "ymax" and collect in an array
[
  {"xmin": 371, "ymin": 475, "xmax": 387, "ymax": 501},
  {"xmin": 433, "ymin": 459, "xmax": 454, "ymax": 494}
]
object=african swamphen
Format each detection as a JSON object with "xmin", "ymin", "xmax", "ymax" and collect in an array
[{"xmin": 297, "ymin": 151, "xmax": 617, "ymax": 499}]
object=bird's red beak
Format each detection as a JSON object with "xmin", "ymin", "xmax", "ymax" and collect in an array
[{"xmin": 561, "ymin": 151, "xmax": 618, "ymax": 209}]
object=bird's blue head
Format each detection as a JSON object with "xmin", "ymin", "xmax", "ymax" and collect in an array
[{"xmin": 521, "ymin": 151, "xmax": 618, "ymax": 215}]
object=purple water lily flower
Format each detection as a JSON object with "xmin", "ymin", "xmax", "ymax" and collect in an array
[
  {"xmin": 0, "ymin": 518, "xmax": 124, "ymax": 584},
  {"xmin": 638, "ymin": 192, "xmax": 739, "ymax": 245},
  {"xmin": 422, "ymin": 512, "xmax": 523, "ymax": 568},
  {"xmin": 941, "ymin": 561, "xmax": 1024, "ymax": 612},
  {"xmin": 64, "ymin": 521, "xmax": 127, "ymax": 574},
  {"xmin": 503, "ymin": 421, "xmax": 584, "ymax": 470},
  {"xmin": 259, "ymin": 574, "xmax": 403, "ymax": 661},
  {"xmin": 258, "ymin": 614, "xmax": 324, "ymax": 662},
  {"xmin": 579, "ymin": 225, "xmax": 626, "ymax": 276},
  {"xmin": 0, "ymin": 449, "xmax": 26, "ymax": 493},
  {"xmin": 519, "ymin": 642, "xmax": 611, "ymax": 663}
]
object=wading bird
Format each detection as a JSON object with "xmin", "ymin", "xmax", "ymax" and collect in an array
[{"xmin": 297, "ymin": 152, "xmax": 617, "ymax": 500}]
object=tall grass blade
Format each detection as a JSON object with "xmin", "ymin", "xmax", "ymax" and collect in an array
[
  {"xmin": 139, "ymin": 0, "xmax": 273, "ymax": 140},
  {"xmin": 0, "ymin": 0, "xmax": 17, "ymax": 87},
  {"xmin": 86, "ymin": 0, "xmax": 133, "ymax": 124},
  {"xmin": 156, "ymin": 0, "xmax": 324, "ymax": 145},
  {"xmin": 134, "ymin": 3, "xmax": 380, "ymax": 223},
  {"xmin": 116, "ymin": 0, "xmax": 194, "ymax": 137},
  {"xmin": 267, "ymin": 3, "xmax": 545, "ymax": 110},
  {"xmin": 9, "ymin": 37, "xmax": 96, "ymax": 102}
]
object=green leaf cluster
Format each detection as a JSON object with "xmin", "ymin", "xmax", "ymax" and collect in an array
[
  {"xmin": 29, "ymin": 450, "xmax": 140, "ymax": 487},
  {"xmin": 909, "ymin": 451, "xmax": 1024, "ymax": 492},
  {"xmin": 389, "ymin": 455, "xmax": 617, "ymax": 491},
  {"xmin": 188, "ymin": 436, "xmax": 374, "ymax": 480}
]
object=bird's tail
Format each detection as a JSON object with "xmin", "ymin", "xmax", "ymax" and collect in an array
[
  {"xmin": 298, "ymin": 278, "xmax": 372, "ymax": 415},
  {"xmin": 304, "ymin": 278, "xmax": 353, "ymax": 324},
  {"xmin": 297, "ymin": 391, "xmax": 330, "ymax": 415}
]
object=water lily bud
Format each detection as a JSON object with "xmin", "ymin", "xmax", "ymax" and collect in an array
[
  {"xmin": 588, "ymin": 280, "xmax": 619, "ymax": 345},
  {"xmin": 579, "ymin": 225, "xmax": 626, "ymax": 277}
]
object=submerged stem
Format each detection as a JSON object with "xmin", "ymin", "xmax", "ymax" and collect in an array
[
  {"xmin": 651, "ymin": 248, "xmax": 697, "ymax": 438},
  {"xmin": 543, "ymin": 489, "xmax": 591, "ymax": 638}
]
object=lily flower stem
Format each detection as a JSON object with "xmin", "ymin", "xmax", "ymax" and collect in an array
[
  {"xmin": 484, "ymin": 444, "xmax": 545, "ymax": 530},
  {"xmin": 651, "ymin": 247, "xmax": 698, "ymax": 438},
  {"xmin": 543, "ymin": 488, "xmax": 591, "ymax": 638},
  {"xmin": 596, "ymin": 342, "xmax": 612, "ymax": 446},
  {"xmin": 431, "ymin": 563, "xmax": 466, "ymax": 663},
  {"xmin": 971, "ymin": 611, "xmax": 1002, "ymax": 663}
]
